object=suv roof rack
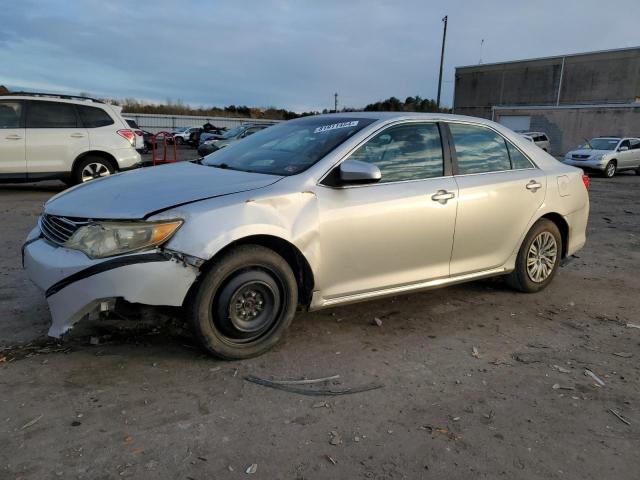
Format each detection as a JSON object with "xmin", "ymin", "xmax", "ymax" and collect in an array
[{"xmin": 3, "ymin": 91, "xmax": 105, "ymax": 104}]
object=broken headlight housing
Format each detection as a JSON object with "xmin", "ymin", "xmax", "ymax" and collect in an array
[{"xmin": 65, "ymin": 220, "xmax": 183, "ymax": 259}]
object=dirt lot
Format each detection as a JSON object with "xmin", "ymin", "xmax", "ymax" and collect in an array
[{"xmin": 1, "ymin": 156, "xmax": 639, "ymax": 480}]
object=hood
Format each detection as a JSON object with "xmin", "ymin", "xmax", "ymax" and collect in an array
[
  {"xmin": 45, "ymin": 162, "xmax": 282, "ymax": 219},
  {"xmin": 566, "ymin": 148, "xmax": 610, "ymax": 157}
]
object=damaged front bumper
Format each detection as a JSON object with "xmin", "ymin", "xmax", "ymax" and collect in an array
[{"xmin": 22, "ymin": 227, "xmax": 200, "ymax": 337}]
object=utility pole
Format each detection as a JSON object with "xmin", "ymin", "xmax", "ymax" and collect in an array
[
  {"xmin": 436, "ymin": 15, "xmax": 448, "ymax": 110},
  {"xmin": 334, "ymin": 92, "xmax": 338, "ymax": 113}
]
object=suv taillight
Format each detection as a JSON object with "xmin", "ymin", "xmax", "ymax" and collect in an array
[
  {"xmin": 117, "ymin": 129, "xmax": 135, "ymax": 145},
  {"xmin": 582, "ymin": 174, "xmax": 590, "ymax": 190}
]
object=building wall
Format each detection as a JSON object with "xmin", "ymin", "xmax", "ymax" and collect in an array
[
  {"xmin": 454, "ymin": 47, "xmax": 640, "ymax": 119},
  {"xmin": 122, "ymin": 113, "xmax": 280, "ymax": 133},
  {"xmin": 495, "ymin": 106, "xmax": 640, "ymax": 155}
]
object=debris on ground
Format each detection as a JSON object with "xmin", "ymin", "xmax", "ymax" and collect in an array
[
  {"xmin": 608, "ymin": 409, "xmax": 631, "ymax": 426},
  {"xmin": 626, "ymin": 322, "xmax": 640, "ymax": 329},
  {"xmin": 325, "ymin": 454, "xmax": 337, "ymax": 464},
  {"xmin": 244, "ymin": 375, "xmax": 383, "ymax": 396},
  {"xmin": 612, "ymin": 352, "xmax": 633, "ymax": 358},
  {"xmin": 20, "ymin": 414, "xmax": 43, "ymax": 430},
  {"xmin": 372, "ymin": 317, "xmax": 383, "ymax": 327},
  {"xmin": 584, "ymin": 369, "xmax": 606, "ymax": 387},
  {"xmin": 312, "ymin": 401, "xmax": 330, "ymax": 408},
  {"xmin": 471, "ymin": 347, "xmax": 480, "ymax": 358},
  {"xmin": 329, "ymin": 431, "xmax": 342, "ymax": 445},
  {"xmin": 245, "ymin": 463, "xmax": 258, "ymax": 474},
  {"xmin": 262, "ymin": 375, "xmax": 340, "ymax": 385},
  {"xmin": 553, "ymin": 364, "xmax": 571, "ymax": 373},
  {"xmin": 513, "ymin": 352, "xmax": 542, "ymax": 364}
]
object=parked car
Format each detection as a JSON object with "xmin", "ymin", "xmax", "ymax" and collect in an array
[
  {"xmin": 1, "ymin": 92, "xmax": 140, "ymax": 184},
  {"xmin": 197, "ymin": 123, "xmax": 270, "ymax": 156},
  {"xmin": 23, "ymin": 113, "xmax": 589, "ymax": 359},
  {"xmin": 172, "ymin": 127, "xmax": 199, "ymax": 145},
  {"xmin": 521, "ymin": 131, "xmax": 550, "ymax": 152},
  {"xmin": 563, "ymin": 137, "xmax": 640, "ymax": 177},
  {"xmin": 123, "ymin": 118, "xmax": 146, "ymax": 152},
  {"xmin": 189, "ymin": 125, "xmax": 228, "ymax": 147}
]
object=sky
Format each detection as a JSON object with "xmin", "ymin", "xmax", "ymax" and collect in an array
[{"xmin": 0, "ymin": 0, "xmax": 638, "ymax": 112}]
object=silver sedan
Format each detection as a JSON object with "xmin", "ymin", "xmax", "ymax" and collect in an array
[{"xmin": 24, "ymin": 112, "xmax": 589, "ymax": 359}]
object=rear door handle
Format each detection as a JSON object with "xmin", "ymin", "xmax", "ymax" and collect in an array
[
  {"xmin": 526, "ymin": 180, "xmax": 542, "ymax": 192},
  {"xmin": 5, "ymin": 134, "xmax": 22, "ymax": 140},
  {"xmin": 70, "ymin": 133, "xmax": 85, "ymax": 138},
  {"xmin": 431, "ymin": 190, "xmax": 456, "ymax": 204}
]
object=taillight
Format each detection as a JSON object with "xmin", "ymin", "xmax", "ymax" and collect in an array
[
  {"xmin": 582, "ymin": 174, "xmax": 590, "ymax": 190},
  {"xmin": 117, "ymin": 129, "xmax": 135, "ymax": 145}
]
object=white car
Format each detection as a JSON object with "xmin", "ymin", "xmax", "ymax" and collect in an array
[
  {"xmin": 0, "ymin": 93, "xmax": 141, "ymax": 184},
  {"xmin": 172, "ymin": 127, "xmax": 199, "ymax": 145},
  {"xmin": 123, "ymin": 118, "xmax": 146, "ymax": 152},
  {"xmin": 563, "ymin": 137, "xmax": 640, "ymax": 178},
  {"xmin": 522, "ymin": 132, "xmax": 550, "ymax": 152},
  {"xmin": 23, "ymin": 112, "xmax": 589, "ymax": 359}
]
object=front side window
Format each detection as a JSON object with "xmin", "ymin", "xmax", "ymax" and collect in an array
[
  {"xmin": 619, "ymin": 140, "xmax": 631, "ymax": 150},
  {"xmin": 449, "ymin": 123, "xmax": 511, "ymax": 174},
  {"xmin": 26, "ymin": 101, "xmax": 78, "ymax": 128},
  {"xmin": 348, "ymin": 123, "xmax": 444, "ymax": 182},
  {"xmin": 202, "ymin": 116, "xmax": 376, "ymax": 176},
  {"xmin": 78, "ymin": 105, "xmax": 114, "ymax": 128},
  {"xmin": 0, "ymin": 101, "xmax": 22, "ymax": 129}
]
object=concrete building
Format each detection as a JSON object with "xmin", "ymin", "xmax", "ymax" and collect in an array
[{"xmin": 453, "ymin": 46, "xmax": 640, "ymax": 155}]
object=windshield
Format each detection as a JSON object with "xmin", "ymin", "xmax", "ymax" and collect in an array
[
  {"xmin": 582, "ymin": 138, "xmax": 620, "ymax": 150},
  {"xmin": 202, "ymin": 116, "xmax": 376, "ymax": 175}
]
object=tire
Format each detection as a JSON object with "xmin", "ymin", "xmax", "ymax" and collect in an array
[
  {"xmin": 187, "ymin": 245, "xmax": 298, "ymax": 360},
  {"xmin": 603, "ymin": 160, "xmax": 616, "ymax": 178},
  {"xmin": 72, "ymin": 156, "xmax": 115, "ymax": 185},
  {"xmin": 635, "ymin": 168, "xmax": 640, "ymax": 175},
  {"xmin": 175, "ymin": 137, "xmax": 184, "ymax": 145},
  {"xmin": 506, "ymin": 218, "xmax": 562, "ymax": 293}
]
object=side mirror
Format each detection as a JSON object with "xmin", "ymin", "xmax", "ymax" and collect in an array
[
  {"xmin": 619, "ymin": 146, "xmax": 629, "ymax": 152},
  {"xmin": 338, "ymin": 160, "xmax": 381, "ymax": 185}
]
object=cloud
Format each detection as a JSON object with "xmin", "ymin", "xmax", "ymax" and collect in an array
[{"xmin": 0, "ymin": 0, "xmax": 638, "ymax": 112}]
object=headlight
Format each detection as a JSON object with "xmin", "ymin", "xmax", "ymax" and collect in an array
[
  {"xmin": 65, "ymin": 220, "xmax": 183, "ymax": 259},
  {"xmin": 593, "ymin": 153, "xmax": 605, "ymax": 162}
]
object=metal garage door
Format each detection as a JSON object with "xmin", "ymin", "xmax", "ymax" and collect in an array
[{"xmin": 498, "ymin": 115, "xmax": 531, "ymax": 132}]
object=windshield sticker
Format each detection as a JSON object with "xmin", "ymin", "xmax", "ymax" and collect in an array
[{"xmin": 314, "ymin": 121, "xmax": 359, "ymax": 134}]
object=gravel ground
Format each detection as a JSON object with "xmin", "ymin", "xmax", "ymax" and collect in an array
[{"xmin": 1, "ymin": 157, "xmax": 639, "ymax": 480}]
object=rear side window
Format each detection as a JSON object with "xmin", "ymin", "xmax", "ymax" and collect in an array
[
  {"xmin": 125, "ymin": 119, "xmax": 139, "ymax": 129},
  {"xmin": 26, "ymin": 101, "xmax": 78, "ymax": 128},
  {"xmin": 507, "ymin": 142, "xmax": 534, "ymax": 169},
  {"xmin": 0, "ymin": 101, "xmax": 23, "ymax": 128},
  {"xmin": 349, "ymin": 123, "xmax": 444, "ymax": 182},
  {"xmin": 539, "ymin": 134, "xmax": 548, "ymax": 141},
  {"xmin": 449, "ymin": 123, "xmax": 511, "ymax": 174},
  {"xmin": 78, "ymin": 105, "xmax": 114, "ymax": 128}
]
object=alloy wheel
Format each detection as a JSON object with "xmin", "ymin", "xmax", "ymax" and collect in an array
[
  {"xmin": 81, "ymin": 162, "xmax": 111, "ymax": 182},
  {"xmin": 526, "ymin": 231, "xmax": 558, "ymax": 283}
]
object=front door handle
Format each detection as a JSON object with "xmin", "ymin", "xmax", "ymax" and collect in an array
[
  {"xmin": 526, "ymin": 180, "xmax": 542, "ymax": 192},
  {"xmin": 70, "ymin": 133, "xmax": 85, "ymax": 138},
  {"xmin": 431, "ymin": 190, "xmax": 455, "ymax": 204},
  {"xmin": 5, "ymin": 134, "xmax": 22, "ymax": 140}
]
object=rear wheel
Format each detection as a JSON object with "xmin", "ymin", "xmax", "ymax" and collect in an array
[
  {"xmin": 72, "ymin": 156, "xmax": 115, "ymax": 184},
  {"xmin": 188, "ymin": 245, "xmax": 298, "ymax": 359},
  {"xmin": 506, "ymin": 219, "xmax": 562, "ymax": 293},
  {"xmin": 175, "ymin": 136, "xmax": 184, "ymax": 145},
  {"xmin": 604, "ymin": 160, "xmax": 616, "ymax": 178}
]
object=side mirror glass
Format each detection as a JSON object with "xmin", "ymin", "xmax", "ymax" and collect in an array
[{"xmin": 338, "ymin": 159, "xmax": 381, "ymax": 185}]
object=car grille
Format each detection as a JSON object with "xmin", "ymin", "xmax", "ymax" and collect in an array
[
  {"xmin": 39, "ymin": 214, "xmax": 90, "ymax": 245},
  {"xmin": 572, "ymin": 154, "xmax": 591, "ymax": 160}
]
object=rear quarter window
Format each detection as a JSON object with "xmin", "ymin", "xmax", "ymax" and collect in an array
[{"xmin": 78, "ymin": 105, "xmax": 115, "ymax": 128}]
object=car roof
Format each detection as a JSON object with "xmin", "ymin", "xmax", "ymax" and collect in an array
[
  {"xmin": 290, "ymin": 111, "xmax": 503, "ymax": 125},
  {"xmin": 523, "ymin": 131, "xmax": 545, "ymax": 136}
]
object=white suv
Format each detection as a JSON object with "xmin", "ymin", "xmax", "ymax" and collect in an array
[{"xmin": 0, "ymin": 93, "xmax": 141, "ymax": 185}]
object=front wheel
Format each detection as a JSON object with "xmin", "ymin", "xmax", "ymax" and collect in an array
[
  {"xmin": 506, "ymin": 219, "xmax": 562, "ymax": 293},
  {"xmin": 175, "ymin": 137, "xmax": 184, "ymax": 145},
  {"xmin": 187, "ymin": 245, "xmax": 298, "ymax": 359},
  {"xmin": 604, "ymin": 160, "xmax": 616, "ymax": 178}
]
